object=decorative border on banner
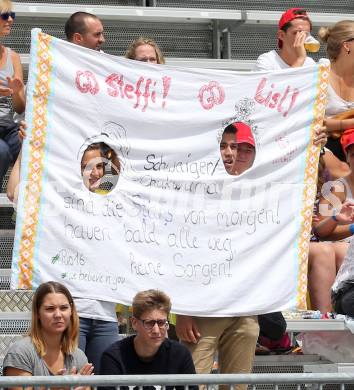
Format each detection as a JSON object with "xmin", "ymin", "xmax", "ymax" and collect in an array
[
  {"xmin": 296, "ymin": 64, "xmax": 330, "ymax": 309},
  {"xmin": 17, "ymin": 32, "xmax": 53, "ymax": 289}
]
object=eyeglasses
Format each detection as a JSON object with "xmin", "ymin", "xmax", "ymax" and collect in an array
[
  {"xmin": 345, "ymin": 38, "xmax": 354, "ymax": 43},
  {"xmin": 0, "ymin": 12, "xmax": 15, "ymax": 21},
  {"xmin": 138, "ymin": 318, "xmax": 169, "ymax": 330}
]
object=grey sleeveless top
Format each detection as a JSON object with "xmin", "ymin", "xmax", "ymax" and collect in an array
[{"xmin": 0, "ymin": 47, "xmax": 15, "ymax": 126}]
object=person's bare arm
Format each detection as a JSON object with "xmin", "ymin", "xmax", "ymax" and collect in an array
[
  {"xmin": 4, "ymin": 366, "xmax": 32, "ymax": 390},
  {"xmin": 9, "ymin": 50, "xmax": 25, "ymax": 114},
  {"xmin": 176, "ymin": 315, "xmax": 201, "ymax": 344},
  {"xmin": 324, "ymin": 117, "xmax": 354, "ymax": 136},
  {"xmin": 315, "ymin": 200, "xmax": 354, "ymax": 237},
  {"xmin": 317, "ymin": 182, "xmax": 354, "ymax": 240},
  {"xmin": 7, "ymin": 149, "xmax": 21, "ymax": 203},
  {"xmin": 323, "ymin": 150, "xmax": 350, "ymax": 179}
]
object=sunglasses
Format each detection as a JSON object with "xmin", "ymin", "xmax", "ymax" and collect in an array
[{"xmin": 1, "ymin": 12, "xmax": 15, "ymax": 21}]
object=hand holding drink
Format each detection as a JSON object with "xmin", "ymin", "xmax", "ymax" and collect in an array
[{"xmin": 304, "ymin": 34, "xmax": 320, "ymax": 53}]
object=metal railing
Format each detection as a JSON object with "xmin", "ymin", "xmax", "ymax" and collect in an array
[{"xmin": 1, "ymin": 373, "xmax": 354, "ymax": 389}]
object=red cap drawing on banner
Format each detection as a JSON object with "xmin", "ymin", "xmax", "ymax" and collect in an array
[
  {"xmin": 340, "ymin": 128, "xmax": 354, "ymax": 153},
  {"xmin": 232, "ymin": 122, "xmax": 255, "ymax": 147}
]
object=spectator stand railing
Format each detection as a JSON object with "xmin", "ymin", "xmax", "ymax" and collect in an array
[{"xmin": 2, "ymin": 373, "xmax": 354, "ymax": 389}]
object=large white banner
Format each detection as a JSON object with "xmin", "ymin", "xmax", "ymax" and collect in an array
[{"xmin": 11, "ymin": 29, "xmax": 328, "ymax": 315}]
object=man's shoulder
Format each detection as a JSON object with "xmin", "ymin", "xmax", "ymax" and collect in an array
[
  {"xmin": 6, "ymin": 336, "xmax": 34, "ymax": 354},
  {"xmin": 163, "ymin": 338, "xmax": 190, "ymax": 355},
  {"xmin": 104, "ymin": 335, "xmax": 134, "ymax": 356},
  {"xmin": 257, "ymin": 50, "xmax": 278, "ymax": 60},
  {"xmin": 254, "ymin": 50, "xmax": 280, "ymax": 71},
  {"xmin": 304, "ymin": 56, "xmax": 316, "ymax": 65}
]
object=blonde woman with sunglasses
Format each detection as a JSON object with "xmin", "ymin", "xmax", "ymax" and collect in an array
[{"xmin": 0, "ymin": 0, "xmax": 25, "ymax": 189}]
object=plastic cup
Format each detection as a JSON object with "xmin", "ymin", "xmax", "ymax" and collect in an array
[{"xmin": 304, "ymin": 35, "xmax": 320, "ymax": 53}]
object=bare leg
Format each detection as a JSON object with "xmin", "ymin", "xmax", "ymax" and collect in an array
[
  {"xmin": 332, "ymin": 241, "xmax": 349, "ymax": 271},
  {"xmin": 308, "ymin": 242, "xmax": 336, "ymax": 312}
]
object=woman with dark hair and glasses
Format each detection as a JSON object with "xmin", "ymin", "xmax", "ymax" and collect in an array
[
  {"xmin": 0, "ymin": 0, "xmax": 25, "ymax": 190},
  {"xmin": 319, "ymin": 20, "xmax": 354, "ymax": 161},
  {"xmin": 3, "ymin": 281, "xmax": 94, "ymax": 381},
  {"xmin": 100, "ymin": 289, "xmax": 196, "ymax": 390}
]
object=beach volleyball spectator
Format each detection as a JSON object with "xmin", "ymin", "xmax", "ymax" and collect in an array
[
  {"xmin": 81, "ymin": 142, "xmax": 120, "ymax": 193},
  {"xmin": 3, "ymin": 281, "xmax": 93, "ymax": 378},
  {"xmin": 64, "ymin": 13, "xmax": 118, "ymax": 372},
  {"xmin": 125, "ymin": 37, "xmax": 165, "ymax": 64},
  {"xmin": 219, "ymin": 123, "xmax": 238, "ymax": 175},
  {"xmin": 306, "ymin": 152, "xmax": 350, "ymax": 312},
  {"xmin": 65, "ymin": 11, "xmax": 105, "ymax": 51},
  {"xmin": 0, "ymin": 0, "xmax": 25, "ymax": 190},
  {"xmin": 176, "ymin": 124, "xmax": 259, "ymax": 390},
  {"xmin": 254, "ymin": 8, "xmax": 316, "ymax": 70},
  {"xmin": 232, "ymin": 122, "xmax": 256, "ymax": 175},
  {"xmin": 100, "ymin": 290, "xmax": 196, "ymax": 390},
  {"xmin": 317, "ymin": 129, "xmax": 354, "ymax": 240},
  {"xmin": 318, "ymin": 20, "xmax": 354, "ymax": 161},
  {"xmin": 332, "ymin": 233, "xmax": 354, "ymax": 317}
]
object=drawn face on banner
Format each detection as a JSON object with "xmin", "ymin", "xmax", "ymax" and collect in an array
[{"xmin": 220, "ymin": 125, "xmax": 238, "ymax": 175}]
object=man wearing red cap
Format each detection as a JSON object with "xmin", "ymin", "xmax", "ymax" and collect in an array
[
  {"xmin": 233, "ymin": 122, "xmax": 256, "ymax": 175},
  {"xmin": 254, "ymin": 8, "xmax": 315, "ymax": 70},
  {"xmin": 219, "ymin": 122, "xmax": 239, "ymax": 175},
  {"xmin": 176, "ymin": 122, "xmax": 259, "ymax": 390}
]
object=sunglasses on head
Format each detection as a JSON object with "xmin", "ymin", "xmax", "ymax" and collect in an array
[{"xmin": 1, "ymin": 12, "xmax": 15, "ymax": 21}]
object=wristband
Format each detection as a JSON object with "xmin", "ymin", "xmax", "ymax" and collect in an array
[
  {"xmin": 331, "ymin": 215, "xmax": 338, "ymax": 222},
  {"xmin": 350, "ymin": 224, "xmax": 354, "ymax": 235}
]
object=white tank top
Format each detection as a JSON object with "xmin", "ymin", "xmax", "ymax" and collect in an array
[{"xmin": 326, "ymin": 83, "xmax": 354, "ymax": 116}]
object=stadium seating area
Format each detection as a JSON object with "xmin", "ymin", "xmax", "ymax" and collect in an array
[{"xmin": 1, "ymin": 0, "xmax": 354, "ymax": 378}]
